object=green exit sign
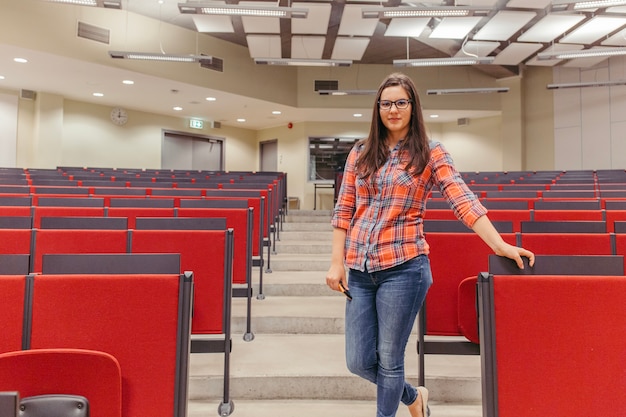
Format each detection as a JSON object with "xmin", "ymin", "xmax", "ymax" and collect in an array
[{"xmin": 189, "ymin": 119, "xmax": 204, "ymax": 129}]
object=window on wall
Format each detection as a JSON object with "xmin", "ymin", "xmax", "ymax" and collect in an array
[{"xmin": 308, "ymin": 137, "xmax": 359, "ymax": 181}]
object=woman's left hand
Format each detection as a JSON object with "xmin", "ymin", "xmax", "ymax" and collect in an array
[{"xmin": 495, "ymin": 243, "xmax": 535, "ymax": 269}]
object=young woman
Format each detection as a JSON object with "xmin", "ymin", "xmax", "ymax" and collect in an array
[{"xmin": 326, "ymin": 72, "xmax": 535, "ymax": 417}]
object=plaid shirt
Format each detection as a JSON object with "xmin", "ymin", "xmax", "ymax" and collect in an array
[{"xmin": 331, "ymin": 140, "xmax": 487, "ymax": 272}]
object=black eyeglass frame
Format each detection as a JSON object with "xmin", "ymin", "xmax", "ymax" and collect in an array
[{"xmin": 378, "ymin": 99, "xmax": 413, "ymax": 110}]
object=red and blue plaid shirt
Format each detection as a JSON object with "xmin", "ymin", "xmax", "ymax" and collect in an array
[{"xmin": 331, "ymin": 140, "xmax": 487, "ymax": 272}]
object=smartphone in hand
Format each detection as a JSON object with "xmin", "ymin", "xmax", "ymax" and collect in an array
[{"xmin": 338, "ymin": 282, "xmax": 352, "ymax": 300}]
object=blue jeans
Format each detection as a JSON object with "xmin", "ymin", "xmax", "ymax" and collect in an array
[{"xmin": 345, "ymin": 255, "xmax": 432, "ymax": 417}]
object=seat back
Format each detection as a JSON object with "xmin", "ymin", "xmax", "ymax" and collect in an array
[
  {"xmin": 39, "ymin": 216, "xmax": 127, "ymax": 230},
  {"xmin": 0, "ymin": 229, "xmax": 33, "ymax": 256},
  {"xmin": 519, "ymin": 233, "xmax": 613, "ymax": 255},
  {"xmin": 31, "ymin": 229, "xmax": 129, "ymax": 273},
  {"xmin": 32, "ymin": 207, "xmax": 105, "ymax": 229},
  {"xmin": 425, "ymin": 232, "xmax": 517, "ymax": 336},
  {"xmin": 0, "ymin": 275, "xmax": 27, "ymax": 353},
  {"xmin": 130, "ymin": 228, "xmax": 232, "ymax": 335},
  {"xmin": 177, "ymin": 207, "xmax": 253, "ymax": 285},
  {"xmin": 42, "ymin": 253, "xmax": 180, "ymax": 274},
  {"xmin": 28, "ymin": 273, "xmax": 192, "ymax": 417},
  {"xmin": 478, "ymin": 273, "xmax": 626, "ymax": 417}
]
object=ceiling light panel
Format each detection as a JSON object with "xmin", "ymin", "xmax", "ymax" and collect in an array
[
  {"xmin": 559, "ymin": 16, "xmax": 626, "ymax": 44},
  {"xmin": 473, "ymin": 11, "xmax": 537, "ymax": 41},
  {"xmin": 240, "ymin": 2, "xmax": 280, "ymax": 33},
  {"xmin": 602, "ymin": 27, "xmax": 626, "ymax": 45},
  {"xmin": 384, "ymin": 18, "xmax": 431, "ymax": 37},
  {"xmin": 455, "ymin": 41, "xmax": 500, "ymax": 57},
  {"xmin": 292, "ymin": 3, "xmax": 331, "ymax": 35},
  {"xmin": 606, "ymin": 6, "xmax": 626, "ymax": 12},
  {"xmin": 429, "ymin": 17, "xmax": 482, "ymax": 39},
  {"xmin": 291, "ymin": 36, "xmax": 325, "ymax": 59},
  {"xmin": 331, "ymin": 37, "xmax": 370, "ymax": 60},
  {"xmin": 506, "ymin": 0, "xmax": 553, "ymax": 8},
  {"xmin": 191, "ymin": 15, "xmax": 234, "ymax": 33},
  {"xmin": 517, "ymin": 14, "xmax": 586, "ymax": 42},
  {"xmin": 492, "ymin": 42, "xmax": 544, "ymax": 65},
  {"xmin": 338, "ymin": 5, "xmax": 378, "ymax": 36},
  {"xmin": 246, "ymin": 35, "xmax": 282, "ymax": 58}
]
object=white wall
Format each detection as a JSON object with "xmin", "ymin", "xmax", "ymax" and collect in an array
[
  {"xmin": 553, "ymin": 56, "xmax": 626, "ymax": 170},
  {"xmin": 0, "ymin": 93, "xmax": 18, "ymax": 167},
  {"xmin": 15, "ymin": 97, "xmax": 257, "ymax": 170},
  {"xmin": 438, "ymin": 116, "xmax": 503, "ymax": 173}
]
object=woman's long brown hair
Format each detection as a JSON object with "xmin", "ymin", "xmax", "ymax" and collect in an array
[{"xmin": 355, "ymin": 72, "xmax": 431, "ymax": 180}]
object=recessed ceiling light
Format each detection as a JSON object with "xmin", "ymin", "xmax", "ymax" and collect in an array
[
  {"xmin": 430, "ymin": 114, "xmax": 440, "ymax": 118},
  {"xmin": 353, "ymin": 113, "xmax": 363, "ymax": 117},
  {"xmin": 206, "ymin": 97, "xmax": 216, "ymax": 101},
  {"xmin": 92, "ymin": 92, "xmax": 104, "ymax": 97},
  {"xmin": 272, "ymin": 110, "xmax": 282, "ymax": 115},
  {"xmin": 122, "ymin": 80, "xmax": 134, "ymax": 85},
  {"xmin": 0, "ymin": 75, "xmax": 5, "ymax": 80},
  {"xmin": 14, "ymin": 58, "xmax": 28, "ymax": 63},
  {"xmin": 173, "ymin": 106, "xmax": 183, "ymax": 111},
  {"xmin": 237, "ymin": 118, "xmax": 246, "ymax": 122}
]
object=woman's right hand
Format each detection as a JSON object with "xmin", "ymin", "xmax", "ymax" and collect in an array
[{"xmin": 326, "ymin": 262, "xmax": 346, "ymax": 292}]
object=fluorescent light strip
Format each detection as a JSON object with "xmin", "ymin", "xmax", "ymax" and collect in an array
[
  {"xmin": 393, "ymin": 56, "xmax": 494, "ymax": 67},
  {"xmin": 42, "ymin": 0, "xmax": 121, "ymax": 7},
  {"xmin": 318, "ymin": 90, "xmax": 377, "ymax": 96},
  {"xmin": 547, "ymin": 80, "xmax": 626, "ymax": 89},
  {"xmin": 362, "ymin": 6, "xmax": 488, "ymax": 18},
  {"xmin": 427, "ymin": 87, "xmax": 509, "ymax": 95},
  {"xmin": 254, "ymin": 58, "xmax": 352, "ymax": 67},
  {"xmin": 573, "ymin": 0, "xmax": 626, "ymax": 9},
  {"xmin": 537, "ymin": 47, "xmax": 626, "ymax": 60},
  {"xmin": 109, "ymin": 51, "xmax": 212, "ymax": 63},
  {"xmin": 178, "ymin": 3, "xmax": 308, "ymax": 18},
  {"xmin": 45, "ymin": 0, "xmax": 97, "ymax": 5}
]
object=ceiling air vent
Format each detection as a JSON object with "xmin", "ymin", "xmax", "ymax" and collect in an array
[
  {"xmin": 315, "ymin": 80, "xmax": 338, "ymax": 92},
  {"xmin": 77, "ymin": 21, "xmax": 110, "ymax": 44},
  {"xmin": 457, "ymin": 117, "xmax": 470, "ymax": 126},
  {"xmin": 200, "ymin": 56, "xmax": 224, "ymax": 72}
]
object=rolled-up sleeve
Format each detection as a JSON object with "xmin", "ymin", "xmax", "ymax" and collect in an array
[
  {"xmin": 430, "ymin": 143, "xmax": 487, "ymax": 228},
  {"xmin": 331, "ymin": 146, "xmax": 359, "ymax": 230}
]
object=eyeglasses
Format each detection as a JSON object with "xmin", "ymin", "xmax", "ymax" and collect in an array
[{"xmin": 378, "ymin": 99, "xmax": 412, "ymax": 110}]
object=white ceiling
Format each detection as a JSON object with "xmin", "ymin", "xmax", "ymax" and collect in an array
[{"xmin": 2, "ymin": 0, "xmax": 626, "ymax": 129}]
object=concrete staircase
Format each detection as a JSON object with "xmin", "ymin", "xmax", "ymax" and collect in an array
[{"xmin": 188, "ymin": 210, "xmax": 482, "ymax": 417}]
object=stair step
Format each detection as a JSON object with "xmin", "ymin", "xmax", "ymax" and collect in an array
[
  {"xmin": 278, "ymin": 229, "xmax": 333, "ymax": 240},
  {"xmin": 268, "ymin": 253, "xmax": 330, "ymax": 272},
  {"xmin": 189, "ymin": 333, "xmax": 481, "ymax": 403},
  {"xmin": 232, "ymin": 295, "xmax": 345, "ymax": 334},
  {"xmin": 274, "ymin": 241, "xmax": 332, "ymax": 254},
  {"xmin": 253, "ymin": 270, "xmax": 331, "ymax": 297},
  {"xmin": 188, "ymin": 399, "xmax": 482, "ymax": 417}
]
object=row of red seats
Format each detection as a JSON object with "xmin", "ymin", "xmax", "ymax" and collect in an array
[{"xmin": 0, "ymin": 269, "xmax": 195, "ymax": 417}]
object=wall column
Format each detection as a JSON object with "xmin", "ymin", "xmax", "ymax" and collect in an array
[{"xmin": 498, "ymin": 77, "xmax": 523, "ymax": 171}]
